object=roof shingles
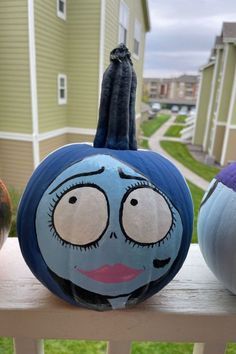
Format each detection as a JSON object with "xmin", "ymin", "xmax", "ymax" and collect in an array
[{"xmin": 222, "ymin": 22, "xmax": 236, "ymax": 40}]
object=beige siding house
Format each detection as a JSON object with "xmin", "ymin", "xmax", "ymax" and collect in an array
[
  {"xmin": 193, "ymin": 23, "xmax": 236, "ymax": 166},
  {"xmin": 0, "ymin": 0, "xmax": 150, "ymax": 190},
  {"xmin": 143, "ymin": 75, "xmax": 199, "ymax": 107},
  {"xmin": 192, "ymin": 63, "xmax": 214, "ymax": 146}
]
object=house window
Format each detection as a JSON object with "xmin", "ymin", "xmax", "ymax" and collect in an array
[
  {"xmin": 185, "ymin": 83, "xmax": 193, "ymax": 89},
  {"xmin": 57, "ymin": 0, "xmax": 66, "ymax": 20},
  {"xmin": 134, "ymin": 19, "xmax": 141, "ymax": 57},
  {"xmin": 58, "ymin": 74, "xmax": 67, "ymax": 105},
  {"xmin": 119, "ymin": 1, "xmax": 129, "ymax": 45},
  {"xmin": 185, "ymin": 91, "xmax": 193, "ymax": 97},
  {"xmin": 150, "ymin": 88, "xmax": 157, "ymax": 93}
]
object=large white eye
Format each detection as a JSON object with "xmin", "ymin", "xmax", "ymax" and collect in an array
[
  {"xmin": 120, "ymin": 186, "xmax": 173, "ymax": 244},
  {"xmin": 53, "ymin": 186, "xmax": 109, "ymax": 246}
]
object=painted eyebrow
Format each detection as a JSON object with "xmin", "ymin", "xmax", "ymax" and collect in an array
[
  {"xmin": 118, "ymin": 167, "xmax": 148, "ymax": 181},
  {"xmin": 49, "ymin": 166, "xmax": 105, "ymax": 194}
]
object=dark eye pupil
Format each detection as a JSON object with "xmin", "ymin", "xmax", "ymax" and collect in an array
[
  {"xmin": 130, "ymin": 198, "xmax": 138, "ymax": 206},
  {"xmin": 69, "ymin": 196, "xmax": 77, "ymax": 204}
]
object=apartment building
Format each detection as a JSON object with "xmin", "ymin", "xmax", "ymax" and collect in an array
[
  {"xmin": 193, "ymin": 22, "xmax": 236, "ymax": 166},
  {"xmin": 0, "ymin": 0, "xmax": 150, "ymax": 189},
  {"xmin": 143, "ymin": 75, "xmax": 199, "ymax": 106}
]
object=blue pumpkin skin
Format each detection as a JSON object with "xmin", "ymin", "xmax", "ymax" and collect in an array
[
  {"xmin": 198, "ymin": 163, "xmax": 236, "ymax": 294},
  {"xmin": 17, "ymin": 143, "xmax": 193, "ymax": 310}
]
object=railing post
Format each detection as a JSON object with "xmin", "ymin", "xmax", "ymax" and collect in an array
[
  {"xmin": 14, "ymin": 338, "xmax": 44, "ymax": 354},
  {"xmin": 193, "ymin": 342, "xmax": 226, "ymax": 354},
  {"xmin": 107, "ymin": 340, "xmax": 131, "ymax": 354}
]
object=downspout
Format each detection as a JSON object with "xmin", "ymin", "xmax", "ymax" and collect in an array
[
  {"xmin": 192, "ymin": 70, "xmax": 204, "ymax": 145},
  {"xmin": 209, "ymin": 44, "xmax": 229, "ymax": 157},
  {"xmin": 98, "ymin": 0, "xmax": 106, "ymax": 114},
  {"xmin": 203, "ymin": 55, "xmax": 220, "ymax": 151},
  {"xmin": 28, "ymin": 0, "xmax": 40, "ymax": 168},
  {"xmin": 220, "ymin": 64, "xmax": 236, "ymax": 165}
]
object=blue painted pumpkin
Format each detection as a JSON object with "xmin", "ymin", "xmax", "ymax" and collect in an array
[
  {"xmin": 198, "ymin": 163, "xmax": 236, "ymax": 294},
  {"xmin": 0, "ymin": 180, "xmax": 11, "ymax": 249},
  {"xmin": 17, "ymin": 45, "xmax": 193, "ymax": 310}
]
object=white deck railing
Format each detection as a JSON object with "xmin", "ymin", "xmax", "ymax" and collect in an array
[{"xmin": 0, "ymin": 239, "xmax": 235, "ymax": 354}]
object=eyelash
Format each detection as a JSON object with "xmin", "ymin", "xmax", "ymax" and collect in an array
[
  {"xmin": 125, "ymin": 180, "xmax": 150, "ymax": 192},
  {"xmin": 47, "ymin": 181, "xmax": 100, "ymax": 252},
  {"xmin": 47, "ymin": 180, "xmax": 177, "ymax": 251},
  {"xmin": 124, "ymin": 209, "xmax": 177, "ymax": 249},
  {"xmin": 47, "ymin": 181, "xmax": 149, "ymax": 251},
  {"xmin": 123, "ymin": 182, "xmax": 177, "ymax": 249}
]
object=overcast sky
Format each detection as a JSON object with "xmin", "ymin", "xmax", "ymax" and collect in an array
[{"xmin": 144, "ymin": 0, "xmax": 236, "ymax": 78}]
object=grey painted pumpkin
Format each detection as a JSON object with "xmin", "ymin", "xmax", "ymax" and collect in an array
[{"xmin": 198, "ymin": 163, "xmax": 236, "ymax": 293}]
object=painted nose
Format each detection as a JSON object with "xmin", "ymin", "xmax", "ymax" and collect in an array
[{"xmin": 110, "ymin": 232, "xmax": 118, "ymax": 239}]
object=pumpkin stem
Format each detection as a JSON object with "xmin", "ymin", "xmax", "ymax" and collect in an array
[{"xmin": 93, "ymin": 44, "xmax": 137, "ymax": 150}]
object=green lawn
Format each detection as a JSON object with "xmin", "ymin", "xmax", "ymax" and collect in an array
[
  {"xmin": 45, "ymin": 340, "xmax": 194, "ymax": 354},
  {"xmin": 160, "ymin": 141, "xmax": 220, "ymax": 182},
  {"xmin": 174, "ymin": 115, "xmax": 187, "ymax": 123},
  {"xmin": 0, "ymin": 339, "xmax": 197, "ymax": 354},
  {"xmin": 0, "ymin": 338, "xmax": 206, "ymax": 354},
  {"xmin": 186, "ymin": 180, "xmax": 204, "ymax": 243},
  {"xmin": 138, "ymin": 139, "xmax": 150, "ymax": 149},
  {"xmin": 8, "ymin": 188, "xmax": 21, "ymax": 237},
  {"xmin": 164, "ymin": 124, "xmax": 184, "ymax": 138},
  {"xmin": 140, "ymin": 114, "xmax": 171, "ymax": 137},
  {"xmin": 2, "ymin": 337, "xmax": 236, "ymax": 353}
]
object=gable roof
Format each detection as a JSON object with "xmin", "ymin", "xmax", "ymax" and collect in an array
[
  {"xmin": 176, "ymin": 74, "xmax": 199, "ymax": 83},
  {"xmin": 222, "ymin": 22, "xmax": 236, "ymax": 41},
  {"xmin": 143, "ymin": 75, "xmax": 199, "ymax": 83},
  {"xmin": 201, "ymin": 22, "xmax": 236, "ymax": 70},
  {"xmin": 209, "ymin": 36, "xmax": 223, "ymax": 60},
  {"xmin": 215, "ymin": 35, "xmax": 223, "ymax": 47}
]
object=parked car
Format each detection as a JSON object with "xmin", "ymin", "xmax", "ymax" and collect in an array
[
  {"xmin": 151, "ymin": 102, "xmax": 161, "ymax": 112},
  {"xmin": 179, "ymin": 106, "xmax": 188, "ymax": 115},
  {"xmin": 171, "ymin": 105, "xmax": 179, "ymax": 113},
  {"xmin": 189, "ymin": 107, "xmax": 196, "ymax": 116}
]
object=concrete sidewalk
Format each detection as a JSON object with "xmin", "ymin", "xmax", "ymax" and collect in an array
[{"xmin": 148, "ymin": 115, "xmax": 209, "ymax": 191}]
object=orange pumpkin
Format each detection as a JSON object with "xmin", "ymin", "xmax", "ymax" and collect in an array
[{"xmin": 0, "ymin": 180, "xmax": 12, "ymax": 249}]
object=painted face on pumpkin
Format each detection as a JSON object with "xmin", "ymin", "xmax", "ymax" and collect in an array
[{"xmin": 36, "ymin": 155, "xmax": 183, "ymax": 308}]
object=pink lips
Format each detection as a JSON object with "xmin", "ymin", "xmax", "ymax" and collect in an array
[{"xmin": 76, "ymin": 263, "xmax": 144, "ymax": 283}]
